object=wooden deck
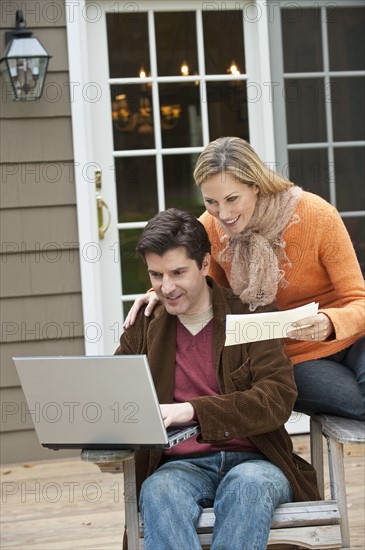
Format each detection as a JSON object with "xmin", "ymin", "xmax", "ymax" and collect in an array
[{"xmin": 1, "ymin": 434, "xmax": 364, "ymax": 550}]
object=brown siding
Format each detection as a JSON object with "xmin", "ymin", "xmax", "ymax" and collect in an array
[{"xmin": 0, "ymin": 0, "xmax": 84, "ymax": 464}]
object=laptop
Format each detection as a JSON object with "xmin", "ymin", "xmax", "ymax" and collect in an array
[{"xmin": 13, "ymin": 355, "xmax": 200, "ymax": 451}]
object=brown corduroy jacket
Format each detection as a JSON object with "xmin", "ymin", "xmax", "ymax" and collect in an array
[{"xmin": 115, "ymin": 277, "xmax": 320, "ymax": 516}]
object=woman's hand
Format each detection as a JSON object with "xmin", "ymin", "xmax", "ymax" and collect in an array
[
  {"xmin": 287, "ymin": 313, "xmax": 335, "ymax": 342},
  {"xmin": 123, "ymin": 291, "xmax": 160, "ymax": 329},
  {"xmin": 159, "ymin": 403, "xmax": 195, "ymax": 428}
]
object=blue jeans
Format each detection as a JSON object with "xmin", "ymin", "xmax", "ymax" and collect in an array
[
  {"xmin": 294, "ymin": 336, "xmax": 365, "ymax": 421},
  {"xmin": 139, "ymin": 451, "xmax": 293, "ymax": 550}
]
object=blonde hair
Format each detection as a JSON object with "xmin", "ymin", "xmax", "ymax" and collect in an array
[{"xmin": 193, "ymin": 137, "xmax": 293, "ymax": 194}]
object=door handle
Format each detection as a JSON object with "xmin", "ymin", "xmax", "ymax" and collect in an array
[{"xmin": 96, "ymin": 194, "xmax": 111, "ymax": 239}]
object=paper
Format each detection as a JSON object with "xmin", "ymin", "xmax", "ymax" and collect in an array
[{"xmin": 225, "ymin": 302, "xmax": 319, "ymax": 346}]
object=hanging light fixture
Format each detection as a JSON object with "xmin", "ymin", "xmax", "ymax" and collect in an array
[
  {"xmin": 180, "ymin": 61, "xmax": 189, "ymax": 77},
  {"xmin": 0, "ymin": 10, "xmax": 51, "ymax": 101},
  {"xmin": 227, "ymin": 60, "xmax": 240, "ymax": 76}
]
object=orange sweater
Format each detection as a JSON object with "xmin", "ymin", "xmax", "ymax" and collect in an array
[{"xmin": 200, "ymin": 191, "xmax": 365, "ymax": 365}]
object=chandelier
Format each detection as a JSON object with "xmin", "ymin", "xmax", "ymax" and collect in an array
[{"xmin": 112, "ymin": 64, "xmax": 189, "ymax": 133}]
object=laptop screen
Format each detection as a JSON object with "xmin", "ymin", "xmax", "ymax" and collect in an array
[{"xmin": 13, "ymin": 355, "xmax": 182, "ymax": 450}]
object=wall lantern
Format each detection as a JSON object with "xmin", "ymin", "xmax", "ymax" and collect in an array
[{"xmin": 0, "ymin": 10, "xmax": 51, "ymax": 101}]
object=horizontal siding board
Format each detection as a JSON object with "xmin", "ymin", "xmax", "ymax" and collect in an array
[
  {"xmin": 1, "ymin": 294, "xmax": 84, "ymax": 344},
  {"xmin": 0, "ymin": 339, "xmax": 85, "ymax": 388},
  {"xmin": 1, "ymin": 430, "xmax": 78, "ymax": 464},
  {"xmin": 1, "ymin": 73, "xmax": 72, "ymax": 119},
  {"xmin": 1, "ymin": 250, "xmax": 82, "ymax": 298},
  {"xmin": 0, "ymin": 27, "xmax": 68, "ymax": 72},
  {"xmin": 1, "ymin": 387, "xmax": 37, "ymax": 432},
  {"xmin": 0, "ymin": 162, "xmax": 76, "ymax": 208},
  {"xmin": 0, "ymin": 118, "xmax": 73, "ymax": 163},
  {"xmin": 0, "ymin": 206, "xmax": 79, "ymax": 249},
  {"xmin": 1, "ymin": 0, "xmax": 67, "ymax": 28}
]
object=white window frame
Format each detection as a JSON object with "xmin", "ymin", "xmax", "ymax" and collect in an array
[{"xmin": 269, "ymin": 0, "xmax": 365, "ymax": 218}]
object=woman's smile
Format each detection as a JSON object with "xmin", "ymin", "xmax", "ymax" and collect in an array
[{"xmin": 200, "ymin": 172, "xmax": 259, "ymax": 235}]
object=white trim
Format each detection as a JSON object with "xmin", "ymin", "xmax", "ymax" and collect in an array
[
  {"xmin": 196, "ymin": 9, "xmax": 210, "ymax": 146},
  {"xmin": 109, "ymin": 74, "xmax": 249, "ymax": 84},
  {"xmin": 288, "ymin": 141, "xmax": 365, "ymax": 149},
  {"xmin": 66, "ymin": 1, "xmax": 105, "ymax": 355},
  {"xmin": 321, "ymin": 6, "xmax": 336, "ymax": 206},
  {"xmin": 271, "ymin": 0, "xmax": 364, "ymax": 6},
  {"xmin": 341, "ymin": 211, "xmax": 365, "ymax": 217},
  {"xmin": 244, "ymin": 2, "xmax": 276, "ymax": 163},
  {"xmin": 66, "ymin": 1, "xmax": 123, "ymax": 354},
  {"xmin": 283, "ymin": 71, "xmax": 365, "ymax": 78}
]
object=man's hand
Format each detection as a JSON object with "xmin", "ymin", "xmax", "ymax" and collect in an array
[
  {"xmin": 160, "ymin": 403, "xmax": 195, "ymax": 428},
  {"xmin": 287, "ymin": 313, "xmax": 335, "ymax": 341},
  {"xmin": 123, "ymin": 291, "xmax": 160, "ymax": 328}
]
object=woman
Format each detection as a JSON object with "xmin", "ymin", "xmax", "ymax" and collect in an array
[{"xmin": 125, "ymin": 137, "xmax": 365, "ymax": 420}]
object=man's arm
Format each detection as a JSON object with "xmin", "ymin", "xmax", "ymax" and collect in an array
[
  {"xmin": 159, "ymin": 403, "xmax": 195, "ymax": 427},
  {"xmin": 114, "ymin": 312, "xmax": 147, "ymax": 356}
]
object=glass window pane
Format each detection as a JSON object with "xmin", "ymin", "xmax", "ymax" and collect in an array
[
  {"xmin": 281, "ymin": 8, "xmax": 322, "ymax": 72},
  {"xmin": 107, "ymin": 13, "xmax": 150, "ymax": 78},
  {"xmin": 342, "ymin": 217, "xmax": 365, "ymax": 276},
  {"xmin": 285, "ymin": 78, "xmax": 327, "ymax": 143},
  {"xmin": 287, "ymin": 149, "xmax": 330, "ymax": 202},
  {"xmin": 327, "ymin": 7, "xmax": 365, "ymax": 71},
  {"xmin": 203, "ymin": 11, "xmax": 245, "ymax": 75},
  {"xmin": 119, "ymin": 229, "xmax": 150, "ymax": 295},
  {"xmin": 163, "ymin": 154, "xmax": 203, "ymax": 218},
  {"xmin": 335, "ymin": 147, "xmax": 364, "ymax": 212},
  {"xmin": 159, "ymin": 83, "xmax": 202, "ymax": 148},
  {"xmin": 155, "ymin": 12, "xmax": 198, "ymax": 77},
  {"xmin": 331, "ymin": 77, "xmax": 365, "ymax": 142},
  {"xmin": 111, "ymin": 84, "xmax": 155, "ymax": 151},
  {"xmin": 115, "ymin": 157, "xmax": 158, "ymax": 222},
  {"xmin": 206, "ymin": 82, "xmax": 249, "ymax": 142}
]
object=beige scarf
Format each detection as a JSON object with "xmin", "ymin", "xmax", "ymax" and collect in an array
[{"xmin": 221, "ymin": 186, "xmax": 303, "ymax": 311}]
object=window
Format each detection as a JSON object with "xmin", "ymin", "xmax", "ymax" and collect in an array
[
  {"xmin": 270, "ymin": 1, "xmax": 365, "ymax": 272},
  {"xmin": 106, "ymin": 8, "xmax": 250, "ymax": 312}
]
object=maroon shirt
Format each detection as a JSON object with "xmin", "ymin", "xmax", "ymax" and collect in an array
[{"xmin": 164, "ymin": 319, "xmax": 259, "ymax": 457}]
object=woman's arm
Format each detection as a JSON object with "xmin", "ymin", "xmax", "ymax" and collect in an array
[
  {"xmin": 123, "ymin": 291, "xmax": 160, "ymax": 329},
  {"xmin": 315, "ymin": 206, "xmax": 365, "ymax": 340}
]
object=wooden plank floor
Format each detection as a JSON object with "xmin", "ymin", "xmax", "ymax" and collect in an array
[{"xmin": 1, "ymin": 434, "xmax": 364, "ymax": 549}]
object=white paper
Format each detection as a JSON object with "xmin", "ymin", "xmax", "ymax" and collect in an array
[{"xmin": 225, "ymin": 302, "xmax": 319, "ymax": 346}]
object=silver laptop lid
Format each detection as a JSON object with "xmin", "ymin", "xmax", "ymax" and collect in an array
[{"xmin": 13, "ymin": 355, "xmax": 171, "ymax": 450}]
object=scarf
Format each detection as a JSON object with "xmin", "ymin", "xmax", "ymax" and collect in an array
[{"xmin": 221, "ymin": 186, "xmax": 303, "ymax": 311}]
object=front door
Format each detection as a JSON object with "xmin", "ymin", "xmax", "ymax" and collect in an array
[{"xmin": 67, "ymin": 1, "xmax": 275, "ymax": 354}]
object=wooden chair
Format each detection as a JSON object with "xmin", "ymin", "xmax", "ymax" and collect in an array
[
  {"xmin": 81, "ymin": 449, "xmax": 342, "ymax": 550},
  {"xmin": 310, "ymin": 414, "xmax": 365, "ymax": 550}
]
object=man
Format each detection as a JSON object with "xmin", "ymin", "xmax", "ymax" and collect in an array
[{"xmin": 116, "ymin": 208, "xmax": 319, "ymax": 550}]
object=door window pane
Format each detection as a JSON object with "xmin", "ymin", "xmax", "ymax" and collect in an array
[
  {"xmin": 343, "ymin": 217, "xmax": 365, "ymax": 275},
  {"xmin": 119, "ymin": 229, "xmax": 150, "ymax": 295},
  {"xmin": 111, "ymin": 84, "xmax": 155, "ymax": 151},
  {"xmin": 107, "ymin": 13, "xmax": 150, "ymax": 78},
  {"xmin": 163, "ymin": 154, "xmax": 202, "ymax": 217},
  {"xmin": 335, "ymin": 147, "xmax": 364, "ymax": 212},
  {"xmin": 115, "ymin": 157, "xmax": 158, "ymax": 222},
  {"xmin": 155, "ymin": 12, "xmax": 198, "ymax": 76},
  {"xmin": 206, "ymin": 82, "xmax": 249, "ymax": 141},
  {"xmin": 327, "ymin": 7, "xmax": 365, "ymax": 71},
  {"xmin": 288, "ymin": 149, "xmax": 330, "ymax": 201},
  {"xmin": 285, "ymin": 78, "xmax": 327, "ymax": 143},
  {"xmin": 203, "ymin": 11, "xmax": 245, "ymax": 75},
  {"xmin": 159, "ymin": 83, "xmax": 202, "ymax": 148},
  {"xmin": 281, "ymin": 8, "xmax": 322, "ymax": 72},
  {"xmin": 331, "ymin": 77, "xmax": 365, "ymax": 142}
]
